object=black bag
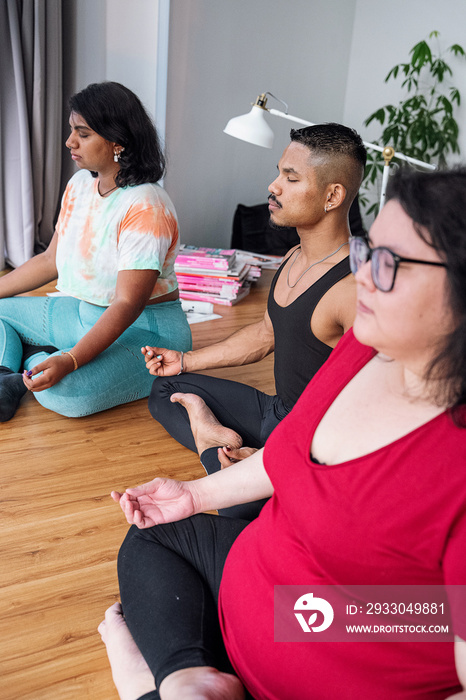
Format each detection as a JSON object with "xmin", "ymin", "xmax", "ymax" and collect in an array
[{"xmin": 231, "ymin": 196, "xmax": 366, "ymax": 255}]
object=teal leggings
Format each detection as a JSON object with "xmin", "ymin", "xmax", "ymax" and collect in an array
[{"xmin": 0, "ymin": 296, "xmax": 192, "ymax": 417}]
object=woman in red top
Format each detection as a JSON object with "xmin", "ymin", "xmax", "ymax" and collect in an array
[{"xmin": 100, "ymin": 167, "xmax": 466, "ymax": 700}]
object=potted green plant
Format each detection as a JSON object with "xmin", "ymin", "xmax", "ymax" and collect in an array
[{"xmin": 361, "ymin": 31, "xmax": 465, "ymax": 217}]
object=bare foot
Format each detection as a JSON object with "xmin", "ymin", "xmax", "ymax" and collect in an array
[
  {"xmin": 170, "ymin": 393, "xmax": 243, "ymax": 455},
  {"xmin": 159, "ymin": 666, "xmax": 245, "ymax": 700},
  {"xmin": 98, "ymin": 602, "xmax": 156, "ymax": 700}
]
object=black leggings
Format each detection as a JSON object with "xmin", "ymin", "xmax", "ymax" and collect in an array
[
  {"xmin": 148, "ymin": 374, "xmax": 289, "ymax": 520},
  {"xmin": 118, "ymin": 514, "xmax": 251, "ymax": 700}
]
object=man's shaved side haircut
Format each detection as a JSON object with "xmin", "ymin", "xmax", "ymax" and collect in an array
[{"xmin": 290, "ymin": 123, "xmax": 367, "ymax": 204}]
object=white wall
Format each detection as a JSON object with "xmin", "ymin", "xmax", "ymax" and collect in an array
[
  {"xmin": 164, "ymin": 0, "xmax": 358, "ymax": 248},
  {"xmin": 61, "ymin": 0, "xmax": 161, "ymax": 186},
  {"xmin": 345, "ymin": 0, "xmax": 466, "ymax": 151},
  {"xmin": 106, "ymin": 0, "xmax": 160, "ymax": 119},
  {"xmin": 164, "ymin": 0, "xmax": 466, "ymax": 247},
  {"xmin": 344, "ymin": 0, "xmax": 466, "ymax": 223},
  {"xmin": 61, "ymin": 0, "xmax": 466, "ymax": 246}
]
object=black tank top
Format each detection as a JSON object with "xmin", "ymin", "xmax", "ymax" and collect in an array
[{"xmin": 267, "ymin": 254, "xmax": 351, "ymax": 409}]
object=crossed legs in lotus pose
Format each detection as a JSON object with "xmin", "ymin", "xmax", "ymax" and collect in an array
[{"xmin": 99, "ymin": 602, "xmax": 244, "ymax": 700}]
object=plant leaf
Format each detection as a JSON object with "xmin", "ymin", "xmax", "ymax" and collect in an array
[
  {"xmin": 410, "ymin": 40, "xmax": 432, "ymax": 69},
  {"xmin": 450, "ymin": 44, "xmax": 466, "ymax": 57},
  {"xmin": 449, "ymin": 87, "xmax": 461, "ymax": 105},
  {"xmin": 364, "ymin": 107, "xmax": 389, "ymax": 127},
  {"xmin": 361, "ymin": 30, "xmax": 464, "ymax": 217}
]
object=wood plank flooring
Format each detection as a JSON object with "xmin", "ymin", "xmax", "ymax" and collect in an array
[{"xmin": 0, "ymin": 272, "xmax": 275, "ymax": 699}]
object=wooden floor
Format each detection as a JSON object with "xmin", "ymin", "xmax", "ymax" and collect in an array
[{"xmin": 0, "ymin": 272, "xmax": 275, "ymax": 700}]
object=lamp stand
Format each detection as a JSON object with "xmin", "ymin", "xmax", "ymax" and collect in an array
[{"xmin": 224, "ymin": 93, "xmax": 437, "ymax": 211}]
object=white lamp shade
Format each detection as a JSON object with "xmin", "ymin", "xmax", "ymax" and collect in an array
[{"xmin": 223, "ymin": 105, "xmax": 274, "ymax": 148}]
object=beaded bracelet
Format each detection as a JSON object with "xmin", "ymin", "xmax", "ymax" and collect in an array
[{"xmin": 61, "ymin": 350, "xmax": 79, "ymax": 371}]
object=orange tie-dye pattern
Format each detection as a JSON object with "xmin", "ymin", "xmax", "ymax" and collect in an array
[
  {"xmin": 118, "ymin": 199, "xmax": 178, "ymax": 245},
  {"xmin": 118, "ymin": 199, "xmax": 179, "ymax": 299},
  {"xmin": 55, "ymin": 171, "xmax": 180, "ymax": 306},
  {"xmin": 56, "ymin": 185, "xmax": 77, "ymax": 238},
  {"xmin": 78, "ymin": 186, "xmax": 101, "ymax": 262}
]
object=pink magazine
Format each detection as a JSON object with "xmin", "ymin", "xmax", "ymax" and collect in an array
[
  {"xmin": 178, "ymin": 282, "xmax": 243, "ymax": 298},
  {"xmin": 176, "ymin": 246, "xmax": 236, "ymax": 270},
  {"xmin": 180, "ymin": 287, "xmax": 250, "ymax": 306},
  {"xmin": 176, "ymin": 275, "xmax": 242, "ymax": 290},
  {"xmin": 174, "ymin": 261, "xmax": 250, "ymax": 281}
]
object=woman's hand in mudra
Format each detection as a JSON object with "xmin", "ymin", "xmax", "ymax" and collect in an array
[
  {"xmin": 111, "ymin": 478, "xmax": 198, "ymax": 528},
  {"xmin": 22, "ymin": 353, "xmax": 76, "ymax": 392}
]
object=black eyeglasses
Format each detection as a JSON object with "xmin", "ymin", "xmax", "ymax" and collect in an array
[{"xmin": 349, "ymin": 236, "xmax": 447, "ymax": 292}]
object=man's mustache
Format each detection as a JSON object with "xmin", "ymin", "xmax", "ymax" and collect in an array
[{"xmin": 268, "ymin": 194, "xmax": 282, "ymax": 208}]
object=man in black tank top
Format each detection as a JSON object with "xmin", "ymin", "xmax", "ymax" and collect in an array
[{"xmin": 145, "ymin": 124, "xmax": 367, "ymax": 518}]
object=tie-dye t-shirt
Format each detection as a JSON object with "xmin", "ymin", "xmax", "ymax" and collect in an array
[{"xmin": 55, "ymin": 169, "xmax": 180, "ymax": 306}]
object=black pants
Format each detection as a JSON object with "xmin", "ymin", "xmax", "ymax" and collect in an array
[
  {"xmin": 148, "ymin": 374, "xmax": 289, "ymax": 520},
  {"xmin": 118, "ymin": 514, "xmax": 252, "ymax": 700}
]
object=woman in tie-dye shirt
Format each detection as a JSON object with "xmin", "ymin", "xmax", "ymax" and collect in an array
[{"xmin": 0, "ymin": 82, "xmax": 191, "ymax": 421}]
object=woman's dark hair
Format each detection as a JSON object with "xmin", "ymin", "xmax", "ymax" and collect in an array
[
  {"xmin": 69, "ymin": 81, "xmax": 165, "ymax": 186},
  {"xmin": 386, "ymin": 166, "xmax": 466, "ymax": 423}
]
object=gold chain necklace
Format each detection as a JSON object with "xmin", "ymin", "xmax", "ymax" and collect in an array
[{"xmin": 286, "ymin": 242, "xmax": 349, "ymax": 288}]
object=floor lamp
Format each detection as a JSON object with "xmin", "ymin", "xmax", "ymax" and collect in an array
[{"xmin": 224, "ymin": 93, "xmax": 436, "ymax": 210}]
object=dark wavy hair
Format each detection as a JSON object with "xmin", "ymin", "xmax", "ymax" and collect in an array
[
  {"xmin": 386, "ymin": 166, "xmax": 466, "ymax": 424},
  {"xmin": 69, "ymin": 81, "xmax": 165, "ymax": 186}
]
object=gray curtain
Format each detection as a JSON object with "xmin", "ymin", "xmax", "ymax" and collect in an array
[{"xmin": 0, "ymin": 0, "xmax": 62, "ymax": 269}]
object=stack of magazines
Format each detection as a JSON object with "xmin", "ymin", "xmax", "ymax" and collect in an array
[{"xmin": 174, "ymin": 245, "xmax": 263, "ymax": 306}]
